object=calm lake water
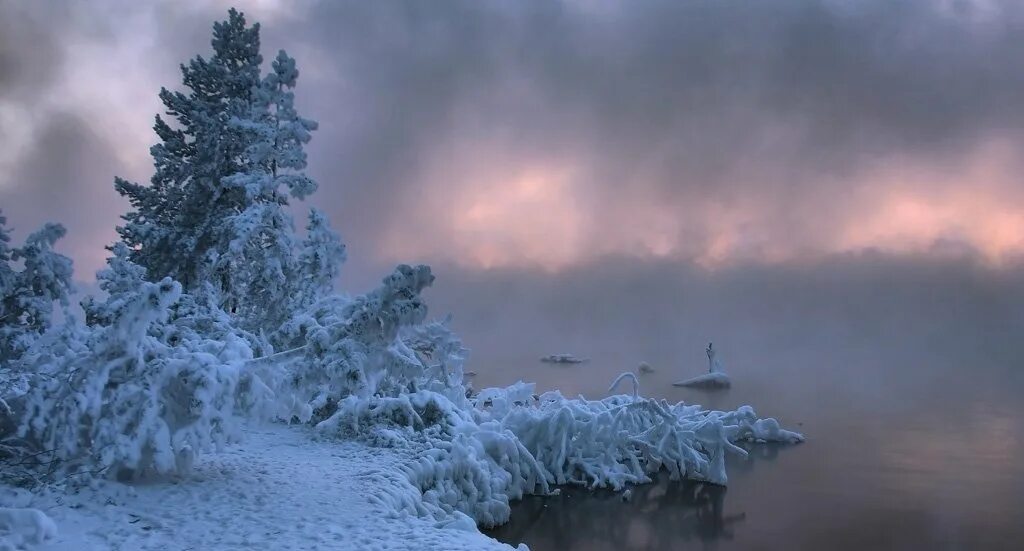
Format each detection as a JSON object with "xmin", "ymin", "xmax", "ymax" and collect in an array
[{"xmin": 427, "ymin": 263, "xmax": 1024, "ymax": 550}]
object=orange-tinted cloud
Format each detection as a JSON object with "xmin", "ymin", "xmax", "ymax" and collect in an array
[{"xmin": 373, "ymin": 137, "xmax": 1024, "ymax": 271}]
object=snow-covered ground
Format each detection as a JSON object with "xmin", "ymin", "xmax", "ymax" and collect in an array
[{"xmin": 7, "ymin": 423, "xmax": 516, "ymax": 551}]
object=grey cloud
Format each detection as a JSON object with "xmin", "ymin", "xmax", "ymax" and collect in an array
[
  {"xmin": 4, "ymin": 0, "xmax": 1024, "ymax": 278},
  {"xmin": 263, "ymin": 0, "xmax": 1024, "ymax": 266},
  {"xmin": 0, "ymin": 3, "xmax": 66, "ymax": 101},
  {"xmin": 291, "ymin": 0, "xmax": 1024, "ymax": 180},
  {"xmin": 1, "ymin": 112, "xmax": 126, "ymax": 274}
]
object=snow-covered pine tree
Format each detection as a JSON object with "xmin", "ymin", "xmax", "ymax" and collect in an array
[
  {"xmin": 296, "ymin": 208, "xmax": 346, "ymax": 308},
  {"xmin": 0, "ymin": 214, "xmax": 74, "ymax": 363},
  {"xmin": 213, "ymin": 48, "xmax": 322, "ymax": 335},
  {"xmin": 0, "ymin": 212, "xmax": 15, "ymax": 333},
  {"xmin": 115, "ymin": 8, "xmax": 263, "ymax": 290},
  {"xmin": 114, "ymin": 9, "xmax": 321, "ymax": 338},
  {"xmin": 81, "ymin": 243, "xmax": 147, "ymax": 327}
]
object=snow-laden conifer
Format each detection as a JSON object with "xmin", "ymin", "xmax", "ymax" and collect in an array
[
  {"xmin": 114, "ymin": 10, "xmax": 323, "ymax": 337},
  {"xmin": 295, "ymin": 208, "xmax": 346, "ymax": 309},
  {"xmin": 0, "ymin": 214, "xmax": 73, "ymax": 363}
]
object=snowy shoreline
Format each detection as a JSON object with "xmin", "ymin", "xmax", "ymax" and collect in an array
[{"xmin": 3, "ymin": 385, "xmax": 802, "ymax": 550}]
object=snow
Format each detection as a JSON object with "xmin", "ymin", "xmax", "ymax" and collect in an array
[
  {"xmin": 0, "ymin": 507, "xmax": 57, "ymax": 548},
  {"xmin": 491, "ymin": 384, "xmax": 802, "ymax": 490},
  {"xmin": 674, "ymin": 342, "xmax": 732, "ymax": 388},
  {"xmin": 607, "ymin": 371, "xmax": 640, "ymax": 399},
  {"xmin": 539, "ymin": 354, "xmax": 586, "ymax": 364},
  {"xmin": 5, "ymin": 424, "xmax": 516, "ymax": 551},
  {"xmin": 673, "ymin": 371, "xmax": 732, "ymax": 388}
]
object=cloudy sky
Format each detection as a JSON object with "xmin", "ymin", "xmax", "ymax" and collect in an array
[
  {"xmin": 2, "ymin": 0, "xmax": 1024, "ymax": 288},
  {"xmin": 7, "ymin": 4, "xmax": 1024, "ymax": 534}
]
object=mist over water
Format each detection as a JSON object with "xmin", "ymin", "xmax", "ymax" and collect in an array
[{"xmin": 423, "ymin": 254, "xmax": 1024, "ymax": 549}]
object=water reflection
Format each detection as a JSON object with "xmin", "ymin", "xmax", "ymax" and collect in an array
[
  {"xmin": 726, "ymin": 441, "xmax": 784, "ymax": 477},
  {"xmin": 489, "ymin": 475, "xmax": 743, "ymax": 550}
]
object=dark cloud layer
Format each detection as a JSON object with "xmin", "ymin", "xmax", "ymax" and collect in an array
[
  {"xmin": 3, "ymin": 113, "xmax": 128, "ymax": 271},
  {"xmin": 281, "ymin": 0, "xmax": 1024, "ymax": 269},
  {"xmin": 3, "ymin": 0, "xmax": 1024, "ymax": 278}
]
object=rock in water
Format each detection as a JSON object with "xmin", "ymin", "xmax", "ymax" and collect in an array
[
  {"xmin": 673, "ymin": 342, "xmax": 732, "ymax": 388},
  {"xmin": 540, "ymin": 354, "xmax": 586, "ymax": 364}
]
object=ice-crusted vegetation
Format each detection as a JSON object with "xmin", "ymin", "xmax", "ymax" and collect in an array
[
  {"xmin": 313, "ymin": 374, "xmax": 802, "ymax": 528},
  {"xmin": 674, "ymin": 342, "xmax": 733, "ymax": 388},
  {"xmin": 0, "ymin": 9, "xmax": 802, "ymax": 547}
]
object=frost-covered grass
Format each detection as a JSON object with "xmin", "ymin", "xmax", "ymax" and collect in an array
[{"xmin": 0, "ymin": 9, "xmax": 804, "ymax": 549}]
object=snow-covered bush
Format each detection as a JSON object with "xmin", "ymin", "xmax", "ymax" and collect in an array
[
  {"xmin": 294, "ymin": 208, "xmax": 346, "ymax": 312},
  {"xmin": 488, "ymin": 388, "xmax": 803, "ymax": 488},
  {"xmin": 0, "ymin": 214, "xmax": 75, "ymax": 485},
  {"xmin": 402, "ymin": 314, "xmax": 471, "ymax": 397},
  {"xmin": 18, "ymin": 277, "xmax": 246, "ymax": 480},
  {"xmin": 246, "ymin": 264, "xmax": 439, "ymax": 423},
  {"xmin": 316, "ymin": 388, "xmax": 549, "ymax": 528}
]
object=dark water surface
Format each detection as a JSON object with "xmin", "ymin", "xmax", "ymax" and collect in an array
[
  {"xmin": 476, "ymin": 344, "xmax": 1024, "ymax": 550},
  {"xmin": 426, "ymin": 261, "xmax": 1024, "ymax": 550}
]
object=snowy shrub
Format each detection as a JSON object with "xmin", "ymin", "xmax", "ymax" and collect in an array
[
  {"xmin": 317, "ymin": 389, "xmax": 550, "ymax": 527},
  {"xmin": 245, "ymin": 264, "xmax": 438, "ymax": 424},
  {"xmin": 18, "ymin": 278, "xmax": 245, "ymax": 480},
  {"xmin": 0, "ymin": 215, "xmax": 76, "ymax": 486},
  {"xmin": 486, "ymin": 388, "xmax": 804, "ymax": 489},
  {"xmin": 294, "ymin": 208, "xmax": 346, "ymax": 312},
  {"xmin": 316, "ymin": 376, "xmax": 803, "ymax": 527},
  {"xmin": 401, "ymin": 314, "xmax": 470, "ymax": 399}
]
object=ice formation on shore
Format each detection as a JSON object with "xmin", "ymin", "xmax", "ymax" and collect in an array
[
  {"xmin": 674, "ymin": 342, "xmax": 732, "ymax": 388},
  {"xmin": 315, "ymin": 374, "xmax": 802, "ymax": 528}
]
